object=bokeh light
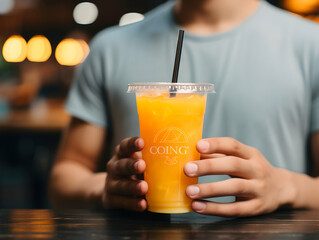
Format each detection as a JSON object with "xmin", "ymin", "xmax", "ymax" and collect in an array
[
  {"xmin": 77, "ymin": 40, "xmax": 90, "ymax": 61},
  {"xmin": 27, "ymin": 35, "xmax": 52, "ymax": 62},
  {"xmin": 73, "ymin": 2, "xmax": 98, "ymax": 25},
  {"xmin": 119, "ymin": 12, "xmax": 144, "ymax": 26},
  {"xmin": 283, "ymin": 0, "xmax": 319, "ymax": 13},
  {"xmin": 0, "ymin": 0, "xmax": 14, "ymax": 15},
  {"xmin": 55, "ymin": 39, "xmax": 89, "ymax": 66},
  {"xmin": 2, "ymin": 35, "xmax": 27, "ymax": 62}
]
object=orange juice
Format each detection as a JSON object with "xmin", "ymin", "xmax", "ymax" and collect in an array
[{"xmin": 136, "ymin": 93, "xmax": 207, "ymax": 213}]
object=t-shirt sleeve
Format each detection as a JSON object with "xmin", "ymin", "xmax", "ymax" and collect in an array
[
  {"xmin": 65, "ymin": 36, "xmax": 108, "ymax": 128},
  {"xmin": 310, "ymin": 41, "xmax": 319, "ymax": 133}
]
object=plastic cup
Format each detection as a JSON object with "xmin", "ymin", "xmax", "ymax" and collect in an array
[{"xmin": 128, "ymin": 82, "xmax": 215, "ymax": 214}]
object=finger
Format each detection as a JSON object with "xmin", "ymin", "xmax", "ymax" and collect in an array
[
  {"xmin": 184, "ymin": 156, "xmax": 254, "ymax": 179},
  {"xmin": 186, "ymin": 178, "xmax": 255, "ymax": 199},
  {"xmin": 191, "ymin": 199, "xmax": 262, "ymax": 217},
  {"xmin": 103, "ymin": 196, "xmax": 147, "ymax": 212},
  {"xmin": 132, "ymin": 151, "xmax": 142, "ymax": 159},
  {"xmin": 107, "ymin": 179, "xmax": 148, "ymax": 196},
  {"xmin": 197, "ymin": 138, "xmax": 255, "ymax": 159},
  {"xmin": 200, "ymin": 153, "xmax": 226, "ymax": 159},
  {"xmin": 117, "ymin": 137, "xmax": 144, "ymax": 159},
  {"xmin": 107, "ymin": 158, "xmax": 146, "ymax": 177}
]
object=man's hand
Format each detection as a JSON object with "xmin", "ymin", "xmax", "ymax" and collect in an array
[
  {"xmin": 184, "ymin": 137, "xmax": 295, "ymax": 217},
  {"xmin": 102, "ymin": 137, "xmax": 148, "ymax": 211}
]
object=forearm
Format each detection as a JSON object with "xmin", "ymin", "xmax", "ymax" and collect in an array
[
  {"xmin": 49, "ymin": 161, "xmax": 106, "ymax": 209},
  {"xmin": 280, "ymin": 169, "xmax": 319, "ymax": 209}
]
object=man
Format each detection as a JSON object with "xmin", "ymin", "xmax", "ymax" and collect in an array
[{"xmin": 49, "ymin": 0, "xmax": 319, "ymax": 217}]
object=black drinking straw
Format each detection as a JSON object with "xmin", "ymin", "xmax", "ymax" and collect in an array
[{"xmin": 170, "ymin": 29, "xmax": 184, "ymax": 97}]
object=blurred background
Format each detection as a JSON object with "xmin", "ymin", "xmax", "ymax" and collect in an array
[{"xmin": 0, "ymin": 0, "xmax": 318, "ymax": 209}]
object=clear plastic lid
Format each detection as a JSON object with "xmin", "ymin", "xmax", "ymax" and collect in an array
[{"xmin": 127, "ymin": 82, "xmax": 215, "ymax": 94}]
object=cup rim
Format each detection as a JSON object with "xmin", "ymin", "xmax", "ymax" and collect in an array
[{"xmin": 127, "ymin": 82, "xmax": 215, "ymax": 94}]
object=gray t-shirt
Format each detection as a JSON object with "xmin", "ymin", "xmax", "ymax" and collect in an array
[{"xmin": 66, "ymin": 0, "xmax": 319, "ymax": 178}]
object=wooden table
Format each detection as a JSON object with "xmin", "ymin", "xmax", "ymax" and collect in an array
[{"xmin": 0, "ymin": 209, "xmax": 319, "ymax": 239}]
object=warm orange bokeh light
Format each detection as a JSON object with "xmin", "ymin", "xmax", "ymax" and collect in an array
[
  {"xmin": 283, "ymin": 0, "xmax": 319, "ymax": 13},
  {"xmin": 55, "ymin": 38, "xmax": 89, "ymax": 66},
  {"xmin": 77, "ymin": 39, "xmax": 90, "ymax": 63},
  {"xmin": 27, "ymin": 35, "xmax": 52, "ymax": 62},
  {"xmin": 2, "ymin": 35, "xmax": 27, "ymax": 62}
]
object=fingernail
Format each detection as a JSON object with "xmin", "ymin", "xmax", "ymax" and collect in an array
[
  {"xmin": 185, "ymin": 163, "xmax": 198, "ymax": 175},
  {"xmin": 135, "ymin": 138, "xmax": 141, "ymax": 148},
  {"xmin": 134, "ymin": 162, "xmax": 139, "ymax": 171},
  {"xmin": 193, "ymin": 201, "xmax": 206, "ymax": 212},
  {"xmin": 187, "ymin": 185, "xmax": 200, "ymax": 197},
  {"xmin": 197, "ymin": 140, "xmax": 209, "ymax": 153}
]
